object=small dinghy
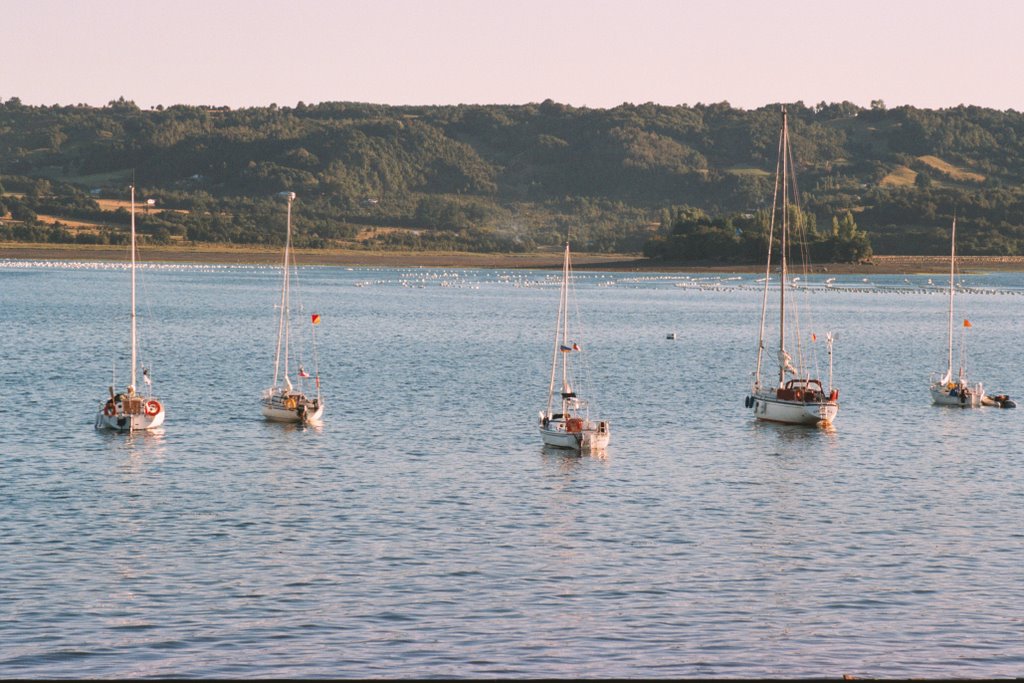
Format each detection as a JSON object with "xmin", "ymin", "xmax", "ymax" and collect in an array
[{"xmin": 982, "ymin": 394, "xmax": 1016, "ymax": 409}]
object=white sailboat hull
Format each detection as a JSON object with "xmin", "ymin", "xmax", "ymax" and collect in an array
[
  {"xmin": 539, "ymin": 417, "xmax": 610, "ymax": 451},
  {"xmin": 750, "ymin": 392, "xmax": 838, "ymax": 425},
  {"xmin": 95, "ymin": 398, "xmax": 165, "ymax": 432},
  {"xmin": 261, "ymin": 390, "xmax": 324, "ymax": 424},
  {"xmin": 260, "ymin": 403, "xmax": 325, "ymax": 423},
  {"xmin": 930, "ymin": 381, "xmax": 984, "ymax": 407}
]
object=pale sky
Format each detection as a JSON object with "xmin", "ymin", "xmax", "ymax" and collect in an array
[{"xmin": 4, "ymin": 0, "xmax": 1022, "ymax": 111}]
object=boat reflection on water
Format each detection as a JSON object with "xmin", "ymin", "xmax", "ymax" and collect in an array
[
  {"xmin": 751, "ymin": 416, "xmax": 839, "ymax": 450},
  {"xmin": 541, "ymin": 444, "xmax": 608, "ymax": 463}
]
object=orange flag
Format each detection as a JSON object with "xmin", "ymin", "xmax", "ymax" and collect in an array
[
  {"xmin": 963, "ymin": 319, "xmax": 972, "ymax": 328},
  {"xmin": 311, "ymin": 313, "xmax": 321, "ymax": 325}
]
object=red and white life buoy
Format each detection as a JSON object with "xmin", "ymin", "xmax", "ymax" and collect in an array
[
  {"xmin": 144, "ymin": 399, "xmax": 162, "ymax": 417},
  {"xmin": 103, "ymin": 403, "xmax": 116, "ymax": 417}
]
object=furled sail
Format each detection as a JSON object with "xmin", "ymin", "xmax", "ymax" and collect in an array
[{"xmin": 778, "ymin": 349, "xmax": 798, "ymax": 376}]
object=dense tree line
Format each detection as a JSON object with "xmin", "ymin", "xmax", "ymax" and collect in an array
[
  {"xmin": 643, "ymin": 206, "xmax": 872, "ymax": 264},
  {"xmin": 3, "ymin": 97, "xmax": 1024, "ymax": 257}
]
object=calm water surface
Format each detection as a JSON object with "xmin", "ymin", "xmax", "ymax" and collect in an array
[{"xmin": 1, "ymin": 261, "xmax": 1022, "ymax": 678}]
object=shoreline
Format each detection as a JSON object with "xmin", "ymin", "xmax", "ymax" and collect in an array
[{"xmin": 2, "ymin": 242, "xmax": 1023, "ymax": 274}]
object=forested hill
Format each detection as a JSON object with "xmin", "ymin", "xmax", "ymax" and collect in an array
[{"xmin": 1, "ymin": 97, "xmax": 1024, "ymax": 258}]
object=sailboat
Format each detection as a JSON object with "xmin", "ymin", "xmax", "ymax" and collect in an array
[
  {"xmin": 260, "ymin": 191, "xmax": 324, "ymax": 424},
  {"xmin": 929, "ymin": 216, "xmax": 984, "ymax": 407},
  {"xmin": 538, "ymin": 240, "xmax": 610, "ymax": 451},
  {"xmin": 747, "ymin": 108, "xmax": 839, "ymax": 426},
  {"xmin": 95, "ymin": 185, "xmax": 165, "ymax": 432}
]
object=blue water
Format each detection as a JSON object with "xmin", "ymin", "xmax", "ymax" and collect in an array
[{"xmin": 1, "ymin": 261, "xmax": 1022, "ymax": 678}]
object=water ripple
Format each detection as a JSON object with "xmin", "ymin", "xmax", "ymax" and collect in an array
[{"xmin": 0, "ymin": 265, "xmax": 1022, "ymax": 677}]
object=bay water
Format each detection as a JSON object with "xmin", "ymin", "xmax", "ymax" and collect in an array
[{"xmin": 1, "ymin": 261, "xmax": 1022, "ymax": 678}]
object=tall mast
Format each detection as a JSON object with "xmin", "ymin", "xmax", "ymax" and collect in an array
[
  {"xmin": 946, "ymin": 214, "xmax": 956, "ymax": 380},
  {"xmin": 283, "ymin": 192, "xmax": 293, "ymax": 385},
  {"xmin": 754, "ymin": 118, "xmax": 785, "ymax": 390},
  {"xmin": 546, "ymin": 240, "xmax": 571, "ymax": 416},
  {"xmin": 778, "ymin": 108, "xmax": 789, "ymax": 387},
  {"xmin": 130, "ymin": 185, "xmax": 137, "ymax": 390},
  {"xmin": 561, "ymin": 241, "xmax": 570, "ymax": 395},
  {"xmin": 272, "ymin": 192, "xmax": 295, "ymax": 388}
]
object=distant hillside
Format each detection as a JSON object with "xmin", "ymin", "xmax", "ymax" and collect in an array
[{"xmin": 2, "ymin": 97, "xmax": 1024, "ymax": 256}]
